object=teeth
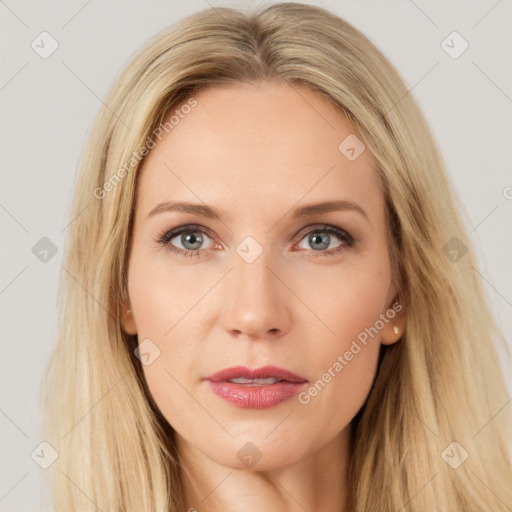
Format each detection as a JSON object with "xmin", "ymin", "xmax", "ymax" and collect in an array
[{"xmin": 229, "ymin": 377, "xmax": 279, "ymax": 385}]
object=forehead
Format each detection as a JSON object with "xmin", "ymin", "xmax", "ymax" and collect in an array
[{"xmin": 136, "ymin": 80, "xmax": 382, "ymax": 223}]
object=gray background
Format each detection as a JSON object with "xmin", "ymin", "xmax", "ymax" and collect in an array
[{"xmin": 1, "ymin": 1, "xmax": 511, "ymax": 510}]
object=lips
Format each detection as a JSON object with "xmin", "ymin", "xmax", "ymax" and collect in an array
[{"xmin": 203, "ymin": 365, "xmax": 308, "ymax": 409}]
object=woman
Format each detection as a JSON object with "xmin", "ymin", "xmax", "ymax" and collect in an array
[{"xmin": 42, "ymin": 2, "xmax": 512, "ymax": 510}]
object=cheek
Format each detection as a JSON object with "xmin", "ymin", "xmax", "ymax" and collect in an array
[
  {"xmin": 295, "ymin": 247, "xmax": 392, "ymax": 350},
  {"xmin": 127, "ymin": 247, "xmax": 211, "ymax": 339},
  {"xmin": 127, "ymin": 252, "xmax": 211, "ymax": 425},
  {"xmin": 292, "ymin": 253, "xmax": 391, "ymax": 421}
]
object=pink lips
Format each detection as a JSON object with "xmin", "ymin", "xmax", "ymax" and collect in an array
[{"xmin": 203, "ymin": 365, "xmax": 308, "ymax": 409}]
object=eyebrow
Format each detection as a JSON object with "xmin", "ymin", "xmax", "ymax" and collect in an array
[{"xmin": 147, "ymin": 200, "xmax": 369, "ymax": 222}]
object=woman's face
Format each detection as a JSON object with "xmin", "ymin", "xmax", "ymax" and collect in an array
[{"xmin": 122, "ymin": 80, "xmax": 403, "ymax": 471}]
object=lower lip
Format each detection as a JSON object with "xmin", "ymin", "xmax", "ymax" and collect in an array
[{"xmin": 206, "ymin": 381, "xmax": 307, "ymax": 409}]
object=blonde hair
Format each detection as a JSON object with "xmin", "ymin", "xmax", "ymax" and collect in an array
[{"xmin": 41, "ymin": 2, "xmax": 512, "ymax": 510}]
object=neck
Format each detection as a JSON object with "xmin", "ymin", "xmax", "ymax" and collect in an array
[{"xmin": 177, "ymin": 425, "xmax": 352, "ymax": 512}]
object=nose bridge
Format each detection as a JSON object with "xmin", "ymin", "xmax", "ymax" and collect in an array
[{"xmin": 221, "ymin": 243, "xmax": 291, "ymax": 339}]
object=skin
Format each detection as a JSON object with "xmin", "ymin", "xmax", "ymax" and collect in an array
[{"xmin": 121, "ymin": 80, "xmax": 405, "ymax": 512}]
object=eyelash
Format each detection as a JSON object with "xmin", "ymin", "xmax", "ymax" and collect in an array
[{"xmin": 155, "ymin": 223, "xmax": 356, "ymax": 259}]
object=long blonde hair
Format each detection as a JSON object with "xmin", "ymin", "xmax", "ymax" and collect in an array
[{"xmin": 41, "ymin": 3, "xmax": 512, "ymax": 510}]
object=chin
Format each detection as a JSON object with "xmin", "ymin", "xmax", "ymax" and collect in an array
[{"xmin": 200, "ymin": 434, "xmax": 312, "ymax": 472}]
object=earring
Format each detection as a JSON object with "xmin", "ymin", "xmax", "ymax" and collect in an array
[
  {"xmin": 127, "ymin": 309, "xmax": 131, "ymax": 314},
  {"xmin": 393, "ymin": 325, "xmax": 399, "ymax": 335}
]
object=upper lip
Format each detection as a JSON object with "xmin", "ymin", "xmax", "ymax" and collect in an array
[{"xmin": 203, "ymin": 365, "xmax": 308, "ymax": 383}]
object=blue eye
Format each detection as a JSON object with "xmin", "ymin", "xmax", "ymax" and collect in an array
[
  {"xmin": 296, "ymin": 226, "xmax": 355, "ymax": 257},
  {"xmin": 156, "ymin": 224, "xmax": 355, "ymax": 258},
  {"xmin": 157, "ymin": 225, "xmax": 214, "ymax": 257}
]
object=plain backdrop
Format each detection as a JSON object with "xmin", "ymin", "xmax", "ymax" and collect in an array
[{"xmin": 1, "ymin": 1, "xmax": 511, "ymax": 510}]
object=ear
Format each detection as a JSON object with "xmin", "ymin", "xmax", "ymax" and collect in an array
[
  {"xmin": 120, "ymin": 300, "xmax": 137, "ymax": 335},
  {"xmin": 380, "ymin": 296, "xmax": 407, "ymax": 346}
]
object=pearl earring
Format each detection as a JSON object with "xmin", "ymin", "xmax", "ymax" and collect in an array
[{"xmin": 393, "ymin": 325, "xmax": 399, "ymax": 335}]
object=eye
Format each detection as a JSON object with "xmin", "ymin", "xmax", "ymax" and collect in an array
[
  {"xmin": 295, "ymin": 225, "xmax": 355, "ymax": 257},
  {"xmin": 156, "ymin": 225, "xmax": 214, "ymax": 257}
]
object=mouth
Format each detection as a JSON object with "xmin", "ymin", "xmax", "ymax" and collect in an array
[{"xmin": 203, "ymin": 365, "xmax": 308, "ymax": 409}]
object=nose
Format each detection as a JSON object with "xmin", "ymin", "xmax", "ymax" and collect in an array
[{"xmin": 220, "ymin": 250, "xmax": 292, "ymax": 341}]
